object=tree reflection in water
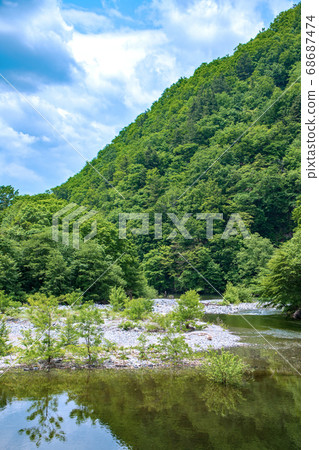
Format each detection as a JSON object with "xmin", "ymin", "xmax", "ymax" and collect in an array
[
  {"xmin": 18, "ymin": 394, "xmax": 65, "ymax": 447},
  {"xmin": 201, "ymin": 383, "xmax": 245, "ymax": 417},
  {"xmin": 0, "ymin": 369, "xmax": 300, "ymax": 450}
]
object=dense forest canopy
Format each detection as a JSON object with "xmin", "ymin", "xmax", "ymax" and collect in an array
[{"xmin": 0, "ymin": 5, "xmax": 301, "ymax": 311}]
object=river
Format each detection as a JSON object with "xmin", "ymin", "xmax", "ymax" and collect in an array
[{"xmin": 0, "ymin": 308, "xmax": 300, "ymax": 450}]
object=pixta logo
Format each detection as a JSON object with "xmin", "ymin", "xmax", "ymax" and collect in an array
[
  {"xmin": 52, "ymin": 203, "xmax": 97, "ymax": 249},
  {"xmin": 118, "ymin": 213, "xmax": 250, "ymax": 240}
]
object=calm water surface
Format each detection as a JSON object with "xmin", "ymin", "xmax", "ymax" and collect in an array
[{"xmin": 0, "ymin": 311, "xmax": 300, "ymax": 450}]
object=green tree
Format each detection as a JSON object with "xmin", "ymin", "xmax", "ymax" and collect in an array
[
  {"xmin": 0, "ymin": 185, "xmax": 18, "ymax": 211},
  {"xmin": 174, "ymin": 290, "xmax": 204, "ymax": 330},
  {"xmin": 229, "ymin": 234, "xmax": 274, "ymax": 288},
  {"xmin": 178, "ymin": 247, "xmax": 225, "ymax": 293},
  {"xmin": 0, "ymin": 314, "xmax": 11, "ymax": 356},
  {"xmin": 236, "ymin": 52, "xmax": 254, "ymax": 80},
  {"xmin": 109, "ymin": 286, "xmax": 128, "ymax": 311},
  {"xmin": 223, "ymin": 282, "xmax": 253, "ymax": 304},
  {"xmin": 70, "ymin": 242, "xmax": 125, "ymax": 302},
  {"xmin": 157, "ymin": 333, "xmax": 192, "ymax": 364},
  {"xmin": 0, "ymin": 290, "xmax": 21, "ymax": 315},
  {"xmin": 124, "ymin": 297, "xmax": 153, "ymax": 320},
  {"xmin": 0, "ymin": 236, "xmax": 22, "ymax": 297},
  {"xmin": 23, "ymin": 294, "xmax": 61, "ymax": 365},
  {"xmin": 20, "ymin": 231, "xmax": 68, "ymax": 294},
  {"xmin": 143, "ymin": 246, "xmax": 176, "ymax": 293},
  {"xmin": 259, "ymin": 231, "xmax": 301, "ymax": 314},
  {"xmin": 42, "ymin": 251, "xmax": 71, "ymax": 297},
  {"xmin": 77, "ymin": 303, "xmax": 103, "ymax": 363},
  {"xmin": 203, "ymin": 350, "xmax": 249, "ymax": 385},
  {"xmin": 60, "ymin": 311, "xmax": 79, "ymax": 348},
  {"xmin": 223, "ymin": 282, "xmax": 240, "ymax": 304}
]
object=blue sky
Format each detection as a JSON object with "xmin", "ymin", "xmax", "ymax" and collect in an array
[{"xmin": 0, "ymin": 0, "xmax": 294, "ymax": 194}]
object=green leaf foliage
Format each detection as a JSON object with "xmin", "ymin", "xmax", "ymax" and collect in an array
[
  {"xmin": 0, "ymin": 6, "xmax": 301, "ymax": 312},
  {"xmin": 0, "ymin": 314, "xmax": 11, "ymax": 356},
  {"xmin": 222, "ymin": 282, "xmax": 253, "ymax": 305},
  {"xmin": 259, "ymin": 230, "xmax": 301, "ymax": 313},
  {"xmin": 109, "ymin": 286, "xmax": 128, "ymax": 311},
  {"xmin": 124, "ymin": 298, "xmax": 154, "ymax": 320},
  {"xmin": 174, "ymin": 290, "xmax": 204, "ymax": 330},
  {"xmin": 22, "ymin": 293, "xmax": 61, "ymax": 365},
  {"xmin": 77, "ymin": 302, "xmax": 104, "ymax": 363},
  {"xmin": 156, "ymin": 333, "xmax": 192, "ymax": 364},
  {"xmin": 203, "ymin": 350, "xmax": 249, "ymax": 386}
]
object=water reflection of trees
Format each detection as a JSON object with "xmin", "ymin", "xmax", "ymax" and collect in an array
[
  {"xmin": 0, "ymin": 390, "xmax": 11, "ymax": 411},
  {"xmin": 0, "ymin": 370, "xmax": 300, "ymax": 450},
  {"xmin": 201, "ymin": 383, "xmax": 245, "ymax": 416},
  {"xmin": 18, "ymin": 395, "xmax": 65, "ymax": 447}
]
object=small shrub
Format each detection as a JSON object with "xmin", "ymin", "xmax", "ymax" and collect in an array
[
  {"xmin": 57, "ymin": 291, "xmax": 83, "ymax": 307},
  {"xmin": 60, "ymin": 311, "xmax": 79, "ymax": 347},
  {"xmin": 222, "ymin": 282, "xmax": 239, "ymax": 305},
  {"xmin": 19, "ymin": 330, "xmax": 37, "ymax": 363},
  {"xmin": 119, "ymin": 320, "xmax": 135, "ymax": 331},
  {"xmin": 203, "ymin": 349, "xmax": 248, "ymax": 386},
  {"xmin": 0, "ymin": 291, "xmax": 21, "ymax": 316},
  {"xmin": 109, "ymin": 286, "xmax": 128, "ymax": 311},
  {"xmin": 174, "ymin": 290, "xmax": 204, "ymax": 330},
  {"xmin": 156, "ymin": 333, "xmax": 192, "ymax": 364},
  {"xmin": 145, "ymin": 322, "xmax": 161, "ymax": 332},
  {"xmin": 142, "ymin": 285, "xmax": 157, "ymax": 300},
  {"xmin": 124, "ymin": 298, "xmax": 153, "ymax": 320},
  {"xmin": 104, "ymin": 339, "xmax": 118, "ymax": 352},
  {"xmin": 0, "ymin": 314, "xmax": 11, "ymax": 356},
  {"xmin": 223, "ymin": 283, "xmax": 253, "ymax": 305},
  {"xmin": 77, "ymin": 302, "xmax": 103, "ymax": 363},
  {"xmin": 149, "ymin": 312, "xmax": 175, "ymax": 331},
  {"xmin": 237, "ymin": 286, "xmax": 254, "ymax": 303},
  {"xmin": 118, "ymin": 350, "xmax": 129, "ymax": 360},
  {"xmin": 137, "ymin": 334, "xmax": 148, "ymax": 359},
  {"xmin": 107, "ymin": 309, "xmax": 122, "ymax": 320}
]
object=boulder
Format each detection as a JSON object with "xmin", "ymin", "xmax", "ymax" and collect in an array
[{"xmin": 292, "ymin": 309, "xmax": 301, "ymax": 320}]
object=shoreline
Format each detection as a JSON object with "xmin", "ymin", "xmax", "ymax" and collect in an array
[{"xmin": 0, "ymin": 300, "xmax": 274, "ymax": 371}]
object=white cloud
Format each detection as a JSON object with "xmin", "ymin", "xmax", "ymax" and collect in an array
[
  {"xmin": 68, "ymin": 28, "xmax": 177, "ymax": 107},
  {"xmin": 0, "ymin": 0, "xmax": 294, "ymax": 194},
  {"xmin": 0, "ymin": 160, "xmax": 43, "ymax": 183},
  {"xmin": 0, "ymin": 118, "xmax": 44, "ymax": 192},
  {"xmin": 266, "ymin": 0, "xmax": 294, "ymax": 16},
  {"xmin": 0, "ymin": 118, "xmax": 38, "ymax": 157},
  {"xmin": 62, "ymin": 8, "xmax": 113, "ymax": 33},
  {"xmin": 150, "ymin": 0, "xmax": 265, "ymax": 64}
]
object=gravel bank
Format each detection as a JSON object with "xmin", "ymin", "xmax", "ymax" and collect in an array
[
  {"xmin": 0, "ymin": 298, "xmax": 251, "ymax": 370},
  {"xmin": 153, "ymin": 298, "xmax": 276, "ymax": 315}
]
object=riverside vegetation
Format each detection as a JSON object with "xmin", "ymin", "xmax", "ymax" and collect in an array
[
  {"xmin": 0, "ymin": 5, "xmax": 301, "ymax": 391},
  {"xmin": 0, "ymin": 6, "xmax": 301, "ymax": 449},
  {"xmin": 0, "ymin": 289, "xmax": 248, "ymax": 386},
  {"xmin": 0, "ymin": 5, "xmax": 301, "ymax": 317}
]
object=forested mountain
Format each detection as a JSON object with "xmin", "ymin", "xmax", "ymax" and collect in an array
[{"xmin": 0, "ymin": 5, "xmax": 301, "ymax": 307}]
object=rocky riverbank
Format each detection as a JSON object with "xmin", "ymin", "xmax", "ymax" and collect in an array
[
  {"xmin": 0, "ymin": 299, "xmax": 262, "ymax": 371},
  {"xmin": 153, "ymin": 298, "xmax": 271, "ymax": 315}
]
